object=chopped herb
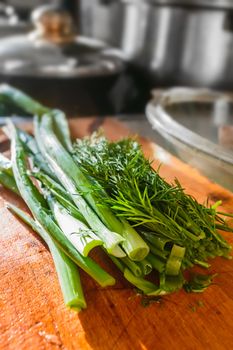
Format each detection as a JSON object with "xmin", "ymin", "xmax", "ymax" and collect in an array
[{"xmin": 184, "ymin": 273, "xmax": 217, "ymax": 293}]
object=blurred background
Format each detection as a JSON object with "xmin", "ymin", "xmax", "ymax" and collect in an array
[
  {"xmin": 0, "ymin": 0, "xmax": 233, "ymax": 188},
  {"xmin": 1, "ymin": 0, "xmax": 233, "ymax": 115}
]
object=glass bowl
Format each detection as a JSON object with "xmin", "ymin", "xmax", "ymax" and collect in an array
[{"xmin": 146, "ymin": 87, "xmax": 233, "ymax": 190}]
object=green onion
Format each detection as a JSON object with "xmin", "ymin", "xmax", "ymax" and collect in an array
[
  {"xmin": 0, "ymin": 171, "xmax": 19, "ymax": 194},
  {"xmin": 121, "ymin": 257, "xmax": 142, "ymax": 277},
  {"xmin": 123, "ymin": 268, "xmax": 162, "ymax": 295},
  {"xmin": 35, "ymin": 114, "xmax": 125, "ymax": 257},
  {"xmin": 0, "ymin": 153, "xmax": 13, "ymax": 176},
  {"xmin": 137, "ymin": 259, "xmax": 152, "ymax": 275},
  {"xmin": 49, "ymin": 197, "xmax": 103, "ymax": 257},
  {"xmin": 19, "ymin": 129, "xmax": 55, "ymax": 179},
  {"xmin": 158, "ymin": 272, "xmax": 185, "ymax": 294},
  {"xmin": 31, "ymin": 170, "xmax": 86, "ymax": 223},
  {"xmin": 142, "ymin": 234, "xmax": 171, "ymax": 251},
  {"xmin": 0, "ymin": 84, "xmax": 49, "ymax": 116},
  {"xmin": 7, "ymin": 203, "xmax": 86, "ymax": 311},
  {"xmin": 9, "ymin": 122, "xmax": 116, "ymax": 287},
  {"xmin": 120, "ymin": 219, "xmax": 149, "ymax": 261},
  {"xmin": 110, "ymin": 256, "xmax": 162, "ymax": 295},
  {"xmin": 184, "ymin": 273, "xmax": 217, "ymax": 293},
  {"xmin": 147, "ymin": 241, "xmax": 169, "ymax": 260},
  {"xmin": 1, "ymin": 86, "xmax": 150, "ymax": 261},
  {"xmin": 51, "ymin": 109, "xmax": 73, "ymax": 152},
  {"xmin": 147, "ymin": 253, "xmax": 165, "ymax": 273},
  {"xmin": 39, "ymin": 114, "xmax": 149, "ymax": 260},
  {"xmin": 165, "ymin": 244, "xmax": 186, "ymax": 276}
]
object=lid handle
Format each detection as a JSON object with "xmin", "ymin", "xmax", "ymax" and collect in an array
[{"xmin": 31, "ymin": 5, "xmax": 76, "ymax": 44}]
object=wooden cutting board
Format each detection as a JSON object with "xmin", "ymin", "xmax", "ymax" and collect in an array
[{"xmin": 0, "ymin": 117, "xmax": 233, "ymax": 350}]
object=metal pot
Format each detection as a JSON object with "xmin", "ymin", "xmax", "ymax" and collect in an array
[
  {"xmin": 79, "ymin": 0, "xmax": 125, "ymax": 48},
  {"xmin": 80, "ymin": 0, "xmax": 233, "ymax": 90},
  {"xmin": 0, "ymin": 5, "xmax": 125, "ymax": 115}
]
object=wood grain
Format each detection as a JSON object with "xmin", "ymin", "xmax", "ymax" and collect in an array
[{"xmin": 0, "ymin": 117, "xmax": 233, "ymax": 350}]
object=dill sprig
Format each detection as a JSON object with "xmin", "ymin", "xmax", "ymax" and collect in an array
[{"xmin": 73, "ymin": 132, "xmax": 232, "ymax": 271}]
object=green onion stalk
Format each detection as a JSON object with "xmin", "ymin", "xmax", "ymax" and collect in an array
[
  {"xmin": 7, "ymin": 203, "xmax": 86, "ymax": 311},
  {"xmin": 0, "ymin": 84, "xmax": 150, "ymax": 261},
  {"xmin": 37, "ymin": 113, "xmax": 149, "ymax": 260},
  {"xmin": 30, "ymin": 170, "xmax": 87, "ymax": 223},
  {"xmin": 35, "ymin": 114, "xmax": 126, "ymax": 257},
  {"xmin": 9, "ymin": 121, "xmax": 115, "ymax": 287},
  {"xmin": 48, "ymin": 196, "xmax": 103, "ymax": 257}
]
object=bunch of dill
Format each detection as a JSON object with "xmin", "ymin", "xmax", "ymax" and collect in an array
[{"xmin": 73, "ymin": 132, "xmax": 232, "ymax": 272}]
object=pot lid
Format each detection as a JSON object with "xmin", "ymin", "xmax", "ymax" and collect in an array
[{"xmin": 0, "ymin": 5, "xmax": 123, "ymax": 78}]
